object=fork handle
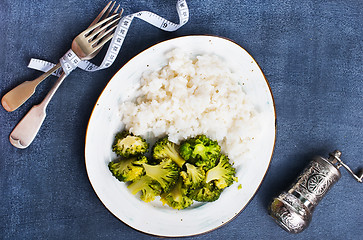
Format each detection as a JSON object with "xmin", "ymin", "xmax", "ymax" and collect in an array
[
  {"xmin": 9, "ymin": 72, "xmax": 67, "ymax": 149},
  {"xmin": 1, "ymin": 63, "xmax": 62, "ymax": 112}
]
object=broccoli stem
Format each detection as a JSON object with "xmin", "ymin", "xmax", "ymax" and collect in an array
[
  {"xmin": 128, "ymin": 179, "xmax": 144, "ymax": 195},
  {"xmin": 169, "ymin": 178, "xmax": 183, "ymax": 202},
  {"xmin": 194, "ymin": 144, "xmax": 208, "ymax": 160},
  {"xmin": 165, "ymin": 145, "xmax": 185, "ymax": 168}
]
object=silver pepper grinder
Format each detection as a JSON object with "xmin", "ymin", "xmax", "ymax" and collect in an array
[{"xmin": 268, "ymin": 150, "xmax": 362, "ymax": 233}]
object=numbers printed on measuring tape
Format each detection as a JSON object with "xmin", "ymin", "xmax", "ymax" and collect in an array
[{"xmin": 28, "ymin": 0, "xmax": 189, "ymax": 76}]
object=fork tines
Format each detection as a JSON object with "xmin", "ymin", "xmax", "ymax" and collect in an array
[
  {"xmin": 86, "ymin": 15, "xmax": 120, "ymax": 40},
  {"xmin": 86, "ymin": 1, "xmax": 123, "ymax": 45},
  {"xmin": 89, "ymin": 1, "xmax": 122, "ymax": 28}
]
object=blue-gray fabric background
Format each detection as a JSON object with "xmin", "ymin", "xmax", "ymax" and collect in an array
[{"xmin": 0, "ymin": 0, "xmax": 362, "ymax": 239}]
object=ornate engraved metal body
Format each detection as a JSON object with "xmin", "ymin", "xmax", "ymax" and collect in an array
[
  {"xmin": 268, "ymin": 150, "xmax": 362, "ymax": 233},
  {"xmin": 289, "ymin": 156, "xmax": 341, "ymax": 209}
]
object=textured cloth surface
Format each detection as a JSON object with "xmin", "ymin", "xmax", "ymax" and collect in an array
[{"xmin": 0, "ymin": 1, "xmax": 362, "ymax": 239}]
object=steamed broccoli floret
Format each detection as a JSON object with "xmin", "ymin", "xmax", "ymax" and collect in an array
[
  {"xmin": 111, "ymin": 134, "xmax": 232, "ymax": 208},
  {"xmin": 188, "ymin": 182, "xmax": 222, "ymax": 202},
  {"xmin": 142, "ymin": 158, "xmax": 180, "ymax": 192},
  {"xmin": 152, "ymin": 137, "xmax": 186, "ymax": 168},
  {"xmin": 160, "ymin": 177, "xmax": 194, "ymax": 210},
  {"xmin": 112, "ymin": 131, "xmax": 148, "ymax": 158},
  {"xmin": 108, "ymin": 156, "xmax": 147, "ymax": 182},
  {"xmin": 179, "ymin": 135, "xmax": 221, "ymax": 170},
  {"xmin": 128, "ymin": 175, "xmax": 162, "ymax": 203},
  {"xmin": 205, "ymin": 154, "xmax": 237, "ymax": 189},
  {"xmin": 180, "ymin": 163, "xmax": 206, "ymax": 190}
]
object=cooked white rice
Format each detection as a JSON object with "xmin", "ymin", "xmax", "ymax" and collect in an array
[{"xmin": 120, "ymin": 49, "xmax": 260, "ymax": 161}]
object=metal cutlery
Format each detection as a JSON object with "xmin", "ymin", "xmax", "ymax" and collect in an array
[
  {"xmin": 1, "ymin": 1, "xmax": 122, "ymax": 112},
  {"xmin": 8, "ymin": 3, "xmax": 122, "ymax": 149}
]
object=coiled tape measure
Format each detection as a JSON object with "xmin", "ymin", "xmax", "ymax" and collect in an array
[{"xmin": 28, "ymin": 0, "xmax": 189, "ymax": 76}]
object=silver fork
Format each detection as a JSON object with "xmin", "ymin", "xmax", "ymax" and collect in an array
[
  {"xmin": 1, "ymin": 1, "xmax": 123, "ymax": 112},
  {"xmin": 9, "ymin": 5, "xmax": 122, "ymax": 149}
]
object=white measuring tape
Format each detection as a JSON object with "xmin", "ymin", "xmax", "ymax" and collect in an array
[{"xmin": 28, "ymin": 0, "xmax": 189, "ymax": 76}]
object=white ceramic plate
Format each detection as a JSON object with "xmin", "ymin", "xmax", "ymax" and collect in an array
[{"xmin": 85, "ymin": 35, "xmax": 276, "ymax": 237}]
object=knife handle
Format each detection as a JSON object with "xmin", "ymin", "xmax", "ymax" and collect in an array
[{"xmin": 1, "ymin": 63, "xmax": 62, "ymax": 112}]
